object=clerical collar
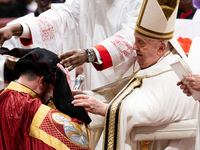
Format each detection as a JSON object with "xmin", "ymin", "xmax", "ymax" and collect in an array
[
  {"xmin": 6, "ymin": 81, "xmax": 39, "ymax": 99},
  {"xmin": 177, "ymin": 7, "xmax": 197, "ymax": 19}
]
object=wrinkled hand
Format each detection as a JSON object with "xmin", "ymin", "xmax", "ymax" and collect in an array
[
  {"xmin": 72, "ymin": 94, "xmax": 108, "ymax": 116},
  {"xmin": 177, "ymin": 81, "xmax": 192, "ymax": 96},
  {"xmin": 0, "ymin": 26, "xmax": 13, "ymax": 47},
  {"xmin": 71, "ymin": 90, "xmax": 85, "ymax": 96},
  {"xmin": 185, "ymin": 73, "xmax": 200, "ymax": 91},
  {"xmin": 58, "ymin": 49, "xmax": 87, "ymax": 71},
  {"xmin": 177, "ymin": 73, "xmax": 200, "ymax": 96}
]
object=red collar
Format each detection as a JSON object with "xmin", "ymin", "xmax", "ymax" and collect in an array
[{"xmin": 180, "ymin": 9, "xmax": 193, "ymax": 18}]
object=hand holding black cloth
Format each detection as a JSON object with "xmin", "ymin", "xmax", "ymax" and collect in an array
[
  {"xmin": 54, "ymin": 67, "xmax": 91, "ymax": 124},
  {"xmin": 0, "ymin": 47, "xmax": 91, "ymax": 124}
]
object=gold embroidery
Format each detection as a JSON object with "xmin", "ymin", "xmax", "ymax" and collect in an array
[
  {"xmin": 141, "ymin": 141, "xmax": 150, "ymax": 150},
  {"xmin": 5, "ymin": 81, "xmax": 39, "ymax": 98},
  {"xmin": 29, "ymin": 104, "xmax": 70, "ymax": 150},
  {"xmin": 104, "ymin": 77, "xmax": 143, "ymax": 150},
  {"xmin": 104, "ymin": 68, "xmax": 172, "ymax": 150},
  {"xmin": 135, "ymin": 26, "xmax": 174, "ymax": 40},
  {"xmin": 157, "ymin": 0, "xmax": 178, "ymax": 20}
]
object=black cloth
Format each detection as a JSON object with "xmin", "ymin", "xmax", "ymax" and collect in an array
[
  {"xmin": 0, "ymin": 47, "xmax": 60, "ymax": 83},
  {"xmin": 53, "ymin": 67, "xmax": 91, "ymax": 124},
  {"xmin": 0, "ymin": 47, "xmax": 91, "ymax": 124}
]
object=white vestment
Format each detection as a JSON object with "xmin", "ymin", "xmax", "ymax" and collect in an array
[
  {"xmin": 186, "ymin": 37, "xmax": 200, "ymax": 150},
  {"xmin": 174, "ymin": 9, "xmax": 200, "ymax": 41},
  {"xmin": 3, "ymin": 13, "xmax": 35, "ymax": 49},
  {"xmin": 0, "ymin": 13, "xmax": 35, "ymax": 89},
  {"xmin": 88, "ymin": 50, "xmax": 199, "ymax": 150},
  {"xmin": 20, "ymin": 0, "xmax": 142, "ymax": 90}
]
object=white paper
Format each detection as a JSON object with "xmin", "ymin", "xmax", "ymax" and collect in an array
[{"xmin": 170, "ymin": 58, "xmax": 200, "ymax": 101}]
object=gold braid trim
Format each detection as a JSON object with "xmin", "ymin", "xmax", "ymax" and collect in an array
[
  {"xmin": 29, "ymin": 104, "xmax": 70, "ymax": 150},
  {"xmin": 103, "ymin": 76, "xmax": 143, "ymax": 150},
  {"xmin": 103, "ymin": 68, "xmax": 172, "ymax": 150},
  {"xmin": 4, "ymin": 81, "xmax": 39, "ymax": 98}
]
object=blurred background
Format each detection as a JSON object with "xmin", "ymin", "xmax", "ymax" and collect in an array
[
  {"xmin": 0, "ymin": 0, "xmax": 36, "ymax": 18},
  {"xmin": 0, "ymin": 0, "xmax": 65, "ymax": 27}
]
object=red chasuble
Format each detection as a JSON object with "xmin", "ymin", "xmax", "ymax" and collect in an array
[{"xmin": 0, "ymin": 82, "xmax": 91, "ymax": 150}]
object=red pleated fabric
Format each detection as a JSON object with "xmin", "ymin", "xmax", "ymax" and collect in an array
[{"xmin": 0, "ymin": 89, "xmax": 55, "ymax": 150}]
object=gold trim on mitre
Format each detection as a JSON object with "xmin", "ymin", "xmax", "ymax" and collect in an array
[
  {"xmin": 135, "ymin": 0, "xmax": 179, "ymax": 40},
  {"xmin": 157, "ymin": 0, "xmax": 178, "ymax": 20}
]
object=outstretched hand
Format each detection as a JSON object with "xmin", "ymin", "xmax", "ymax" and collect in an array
[
  {"xmin": 0, "ymin": 26, "xmax": 13, "ymax": 48},
  {"xmin": 72, "ymin": 94, "xmax": 108, "ymax": 116},
  {"xmin": 0, "ymin": 24, "xmax": 23, "ymax": 48},
  {"xmin": 58, "ymin": 49, "xmax": 87, "ymax": 71}
]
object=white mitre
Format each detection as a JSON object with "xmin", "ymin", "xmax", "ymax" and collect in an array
[
  {"xmin": 135, "ymin": 0, "xmax": 187, "ymax": 58},
  {"xmin": 135, "ymin": 0, "xmax": 179, "ymax": 40}
]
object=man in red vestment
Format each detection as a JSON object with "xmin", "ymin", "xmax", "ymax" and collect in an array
[{"xmin": 0, "ymin": 47, "xmax": 91, "ymax": 150}]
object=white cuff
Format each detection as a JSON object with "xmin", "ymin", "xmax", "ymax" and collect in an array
[
  {"xmin": 20, "ymin": 23, "xmax": 31, "ymax": 39},
  {"xmin": 91, "ymin": 47, "xmax": 103, "ymax": 64}
]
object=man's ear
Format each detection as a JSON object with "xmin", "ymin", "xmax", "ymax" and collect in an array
[
  {"xmin": 158, "ymin": 41, "xmax": 167, "ymax": 55},
  {"xmin": 38, "ymin": 76, "xmax": 46, "ymax": 91}
]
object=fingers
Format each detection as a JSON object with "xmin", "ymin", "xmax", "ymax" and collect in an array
[
  {"xmin": 72, "ymin": 95, "xmax": 92, "ymax": 106},
  {"xmin": 59, "ymin": 49, "xmax": 87, "ymax": 71},
  {"xmin": 61, "ymin": 56, "xmax": 74, "ymax": 65},
  {"xmin": 188, "ymin": 81, "xmax": 195, "ymax": 87},
  {"xmin": 74, "ymin": 94, "xmax": 89, "ymax": 99},
  {"xmin": 177, "ymin": 81, "xmax": 182, "ymax": 86},
  {"xmin": 59, "ymin": 51, "xmax": 74, "ymax": 59},
  {"xmin": 180, "ymin": 84, "xmax": 187, "ymax": 90},
  {"xmin": 72, "ymin": 90, "xmax": 85, "ymax": 96},
  {"xmin": 72, "ymin": 95, "xmax": 107, "ymax": 116},
  {"xmin": 187, "ymin": 92, "xmax": 192, "ymax": 96},
  {"xmin": 72, "ymin": 99, "xmax": 88, "ymax": 107},
  {"xmin": 0, "ymin": 36, "xmax": 5, "ymax": 48},
  {"xmin": 60, "ymin": 55, "xmax": 80, "ymax": 71},
  {"xmin": 72, "ymin": 96, "xmax": 91, "ymax": 108},
  {"xmin": 183, "ymin": 88, "xmax": 190, "ymax": 94}
]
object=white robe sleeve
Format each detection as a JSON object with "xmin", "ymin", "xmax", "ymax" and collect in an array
[
  {"xmin": 93, "ymin": 0, "xmax": 141, "ymax": 81},
  {"xmin": 20, "ymin": 1, "xmax": 80, "ymax": 87},
  {"xmin": 21, "ymin": 1, "xmax": 80, "ymax": 55}
]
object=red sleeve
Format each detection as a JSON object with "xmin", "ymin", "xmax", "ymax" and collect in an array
[
  {"xmin": 93, "ymin": 44, "xmax": 113, "ymax": 71},
  {"xmin": 20, "ymin": 38, "xmax": 33, "ymax": 46}
]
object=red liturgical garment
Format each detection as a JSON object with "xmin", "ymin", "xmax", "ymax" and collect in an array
[{"xmin": 0, "ymin": 82, "xmax": 91, "ymax": 150}]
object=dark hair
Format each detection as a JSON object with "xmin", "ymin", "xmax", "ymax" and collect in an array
[
  {"xmin": 20, "ymin": 68, "xmax": 43, "ymax": 81},
  {"xmin": 16, "ymin": 58, "xmax": 44, "ymax": 81}
]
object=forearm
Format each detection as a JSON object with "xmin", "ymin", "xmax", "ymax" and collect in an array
[
  {"xmin": 0, "ymin": 23, "xmax": 23, "ymax": 47},
  {"xmin": 7, "ymin": 23, "xmax": 23, "ymax": 37}
]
